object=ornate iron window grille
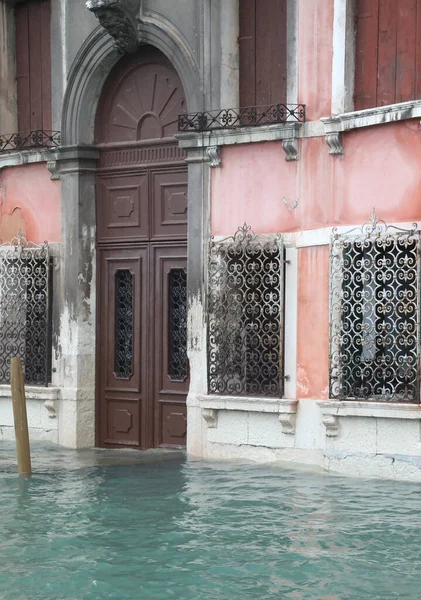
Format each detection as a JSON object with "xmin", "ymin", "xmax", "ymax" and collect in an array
[
  {"xmin": 329, "ymin": 210, "xmax": 421, "ymax": 403},
  {"xmin": 114, "ymin": 269, "xmax": 134, "ymax": 379},
  {"xmin": 0, "ymin": 234, "xmax": 51, "ymax": 385},
  {"xmin": 208, "ymin": 224, "xmax": 284, "ymax": 397},
  {"xmin": 178, "ymin": 104, "xmax": 305, "ymax": 132},
  {"xmin": 168, "ymin": 268, "xmax": 188, "ymax": 382},
  {"xmin": 0, "ymin": 130, "xmax": 61, "ymax": 153}
]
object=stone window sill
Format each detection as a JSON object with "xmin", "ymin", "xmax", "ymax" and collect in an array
[
  {"xmin": 321, "ymin": 100, "xmax": 421, "ymax": 155},
  {"xmin": 0, "ymin": 385, "xmax": 59, "ymax": 418},
  {"xmin": 197, "ymin": 394, "xmax": 298, "ymax": 434},
  {"xmin": 317, "ymin": 400, "xmax": 421, "ymax": 437}
]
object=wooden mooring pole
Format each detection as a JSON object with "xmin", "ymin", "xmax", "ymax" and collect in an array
[{"xmin": 11, "ymin": 357, "xmax": 32, "ymax": 476}]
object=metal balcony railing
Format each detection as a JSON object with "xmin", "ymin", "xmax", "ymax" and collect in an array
[
  {"xmin": 178, "ymin": 104, "xmax": 305, "ymax": 133},
  {"xmin": 0, "ymin": 130, "xmax": 61, "ymax": 153}
]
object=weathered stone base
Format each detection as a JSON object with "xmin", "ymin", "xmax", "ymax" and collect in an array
[{"xmin": 188, "ymin": 397, "xmax": 421, "ymax": 482}]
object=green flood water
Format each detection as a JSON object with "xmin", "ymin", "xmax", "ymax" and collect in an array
[{"xmin": 1, "ymin": 444, "xmax": 421, "ymax": 600}]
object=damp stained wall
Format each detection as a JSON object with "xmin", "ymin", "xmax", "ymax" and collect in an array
[{"xmin": 0, "ymin": 163, "xmax": 61, "ymax": 243}]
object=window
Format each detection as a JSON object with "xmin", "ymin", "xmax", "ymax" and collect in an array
[
  {"xmin": 15, "ymin": 0, "xmax": 52, "ymax": 132},
  {"xmin": 114, "ymin": 269, "xmax": 133, "ymax": 379},
  {"xmin": 239, "ymin": 0, "xmax": 287, "ymax": 107},
  {"xmin": 354, "ymin": 0, "xmax": 421, "ymax": 110},
  {"xmin": 0, "ymin": 235, "xmax": 51, "ymax": 385},
  {"xmin": 208, "ymin": 225, "xmax": 284, "ymax": 397},
  {"xmin": 329, "ymin": 211, "xmax": 420, "ymax": 402}
]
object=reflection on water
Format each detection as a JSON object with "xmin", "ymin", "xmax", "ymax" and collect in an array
[{"xmin": 1, "ymin": 445, "xmax": 421, "ymax": 599}]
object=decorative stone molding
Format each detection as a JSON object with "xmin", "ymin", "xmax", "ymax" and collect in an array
[
  {"xmin": 282, "ymin": 137, "xmax": 298, "ymax": 161},
  {"xmin": 202, "ymin": 408, "xmax": 218, "ymax": 428},
  {"xmin": 318, "ymin": 400, "xmax": 421, "ymax": 421},
  {"xmin": 62, "ymin": 24, "xmax": 201, "ymax": 145},
  {"xmin": 325, "ymin": 132, "xmax": 343, "ymax": 155},
  {"xmin": 278, "ymin": 412, "xmax": 296, "ymax": 435},
  {"xmin": 206, "ymin": 145, "xmax": 221, "ymax": 167},
  {"xmin": 54, "ymin": 145, "xmax": 100, "ymax": 175},
  {"xmin": 86, "ymin": 0, "xmax": 141, "ymax": 54}
]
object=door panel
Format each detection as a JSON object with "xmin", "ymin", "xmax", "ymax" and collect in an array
[
  {"xmin": 97, "ymin": 174, "xmax": 149, "ymax": 244},
  {"xmin": 98, "ymin": 248, "xmax": 149, "ymax": 447},
  {"xmin": 150, "ymin": 169, "xmax": 188, "ymax": 240},
  {"xmin": 151, "ymin": 245, "xmax": 189, "ymax": 446}
]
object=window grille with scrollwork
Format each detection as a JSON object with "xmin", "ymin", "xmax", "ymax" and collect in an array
[
  {"xmin": 208, "ymin": 224, "xmax": 284, "ymax": 397},
  {"xmin": 168, "ymin": 268, "xmax": 188, "ymax": 382},
  {"xmin": 0, "ymin": 234, "xmax": 51, "ymax": 385},
  {"xmin": 329, "ymin": 210, "xmax": 421, "ymax": 403}
]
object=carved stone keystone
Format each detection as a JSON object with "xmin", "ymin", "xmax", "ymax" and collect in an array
[{"xmin": 86, "ymin": 0, "xmax": 141, "ymax": 54}]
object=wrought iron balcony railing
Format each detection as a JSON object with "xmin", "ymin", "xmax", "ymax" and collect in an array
[
  {"xmin": 178, "ymin": 104, "xmax": 305, "ymax": 133},
  {"xmin": 0, "ymin": 130, "xmax": 61, "ymax": 153}
]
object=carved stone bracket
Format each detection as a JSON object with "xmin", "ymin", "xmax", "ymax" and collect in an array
[
  {"xmin": 206, "ymin": 145, "xmax": 221, "ymax": 167},
  {"xmin": 321, "ymin": 414, "xmax": 339, "ymax": 437},
  {"xmin": 47, "ymin": 160, "xmax": 60, "ymax": 180},
  {"xmin": 282, "ymin": 138, "xmax": 298, "ymax": 161},
  {"xmin": 325, "ymin": 132, "xmax": 343, "ymax": 156},
  {"xmin": 278, "ymin": 412, "xmax": 296, "ymax": 435},
  {"xmin": 44, "ymin": 399, "xmax": 58, "ymax": 419},
  {"xmin": 202, "ymin": 408, "xmax": 218, "ymax": 428},
  {"xmin": 86, "ymin": 0, "xmax": 141, "ymax": 54}
]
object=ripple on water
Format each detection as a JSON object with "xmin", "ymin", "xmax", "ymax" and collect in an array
[{"xmin": 0, "ymin": 450, "xmax": 421, "ymax": 600}]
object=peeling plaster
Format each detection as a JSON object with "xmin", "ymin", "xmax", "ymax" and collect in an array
[
  {"xmin": 188, "ymin": 293, "xmax": 204, "ymax": 352},
  {"xmin": 0, "ymin": 206, "xmax": 26, "ymax": 241},
  {"xmin": 296, "ymin": 364, "xmax": 310, "ymax": 396}
]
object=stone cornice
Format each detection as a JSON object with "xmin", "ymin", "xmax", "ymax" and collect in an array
[
  {"xmin": 177, "ymin": 122, "xmax": 302, "ymax": 163},
  {"xmin": 321, "ymin": 100, "xmax": 421, "ymax": 155}
]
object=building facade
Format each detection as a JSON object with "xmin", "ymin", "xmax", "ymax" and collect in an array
[{"xmin": 1, "ymin": 0, "xmax": 421, "ymax": 480}]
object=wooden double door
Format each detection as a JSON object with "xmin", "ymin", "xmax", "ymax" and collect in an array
[
  {"xmin": 94, "ymin": 46, "xmax": 189, "ymax": 448},
  {"xmin": 97, "ymin": 240, "xmax": 188, "ymax": 448},
  {"xmin": 96, "ymin": 161, "xmax": 189, "ymax": 449}
]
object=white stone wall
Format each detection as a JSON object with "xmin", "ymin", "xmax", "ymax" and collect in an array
[
  {"xmin": 188, "ymin": 397, "xmax": 421, "ymax": 482},
  {"xmin": 0, "ymin": 386, "xmax": 59, "ymax": 444}
]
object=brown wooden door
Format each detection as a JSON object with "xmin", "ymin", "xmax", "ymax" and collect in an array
[
  {"xmin": 97, "ymin": 244, "xmax": 188, "ymax": 448},
  {"xmin": 98, "ymin": 247, "xmax": 148, "ymax": 447},
  {"xmin": 95, "ymin": 47, "xmax": 188, "ymax": 448},
  {"xmin": 151, "ymin": 245, "xmax": 188, "ymax": 446}
]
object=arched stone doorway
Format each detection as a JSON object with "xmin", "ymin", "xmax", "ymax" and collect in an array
[{"xmin": 95, "ymin": 46, "xmax": 189, "ymax": 448}]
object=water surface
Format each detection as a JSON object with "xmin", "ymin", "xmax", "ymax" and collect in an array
[{"xmin": 1, "ymin": 443, "xmax": 420, "ymax": 599}]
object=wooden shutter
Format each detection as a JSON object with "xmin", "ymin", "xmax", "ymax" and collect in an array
[
  {"xmin": 15, "ymin": 0, "xmax": 52, "ymax": 132},
  {"xmin": 239, "ymin": 0, "xmax": 287, "ymax": 107},
  {"xmin": 355, "ymin": 0, "xmax": 421, "ymax": 110}
]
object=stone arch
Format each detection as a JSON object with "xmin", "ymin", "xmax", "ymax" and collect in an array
[{"xmin": 61, "ymin": 22, "xmax": 201, "ymax": 146}]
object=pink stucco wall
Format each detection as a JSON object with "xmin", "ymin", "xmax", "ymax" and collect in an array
[
  {"xmin": 298, "ymin": 0, "xmax": 333, "ymax": 121},
  {"xmin": 211, "ymin": 121, "xmax": 421, "ymax": 236},
  {"xmin": 0, "ymin": 163, "xmax": 61, "ymax": 243},
  {"xmin": 211, "ymin": 120, "xmax": 421, "ymax": 400},
  {"xmin": 296, "ymin": 245, "xmax": 329, "ymax": 400}
]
